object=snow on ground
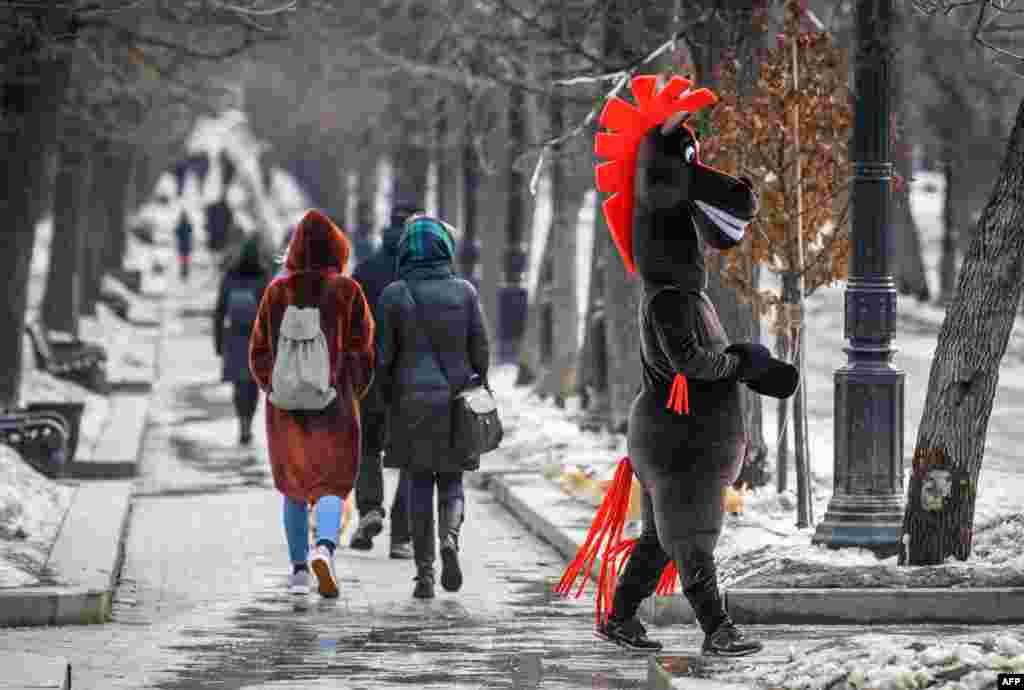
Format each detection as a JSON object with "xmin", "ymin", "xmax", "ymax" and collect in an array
[
  {"xmin": 712, "ymin": 629, "xmax": 1024, "ymax": 690},
  {"xmin": 0, "ymin": 203, "xmax": 173, "ymax": 588},
  {"xmin": 0, "ymin": 444, "xmax": 73, "ymax": 588}
]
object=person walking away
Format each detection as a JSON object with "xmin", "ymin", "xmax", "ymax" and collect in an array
[
  {"xmin": 348, "ymin": 202, "xmax": 423, "ymax": 558},
  {"xmin": 174, "ymin": 211, "xmax": 194, "ymax": 281},
  {"xmin": 249, "ymin": 209, "xmax": 375, "ymax": 597},
  {"xmin": 375, "ymin": 215, "xmax": 490, "ymax": 598},
  {"xmin": 214, "ymin": 235, "xmax": 270, "ymax": 445}
]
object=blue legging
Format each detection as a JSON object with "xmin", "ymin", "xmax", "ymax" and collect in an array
[{"xmin": 283, "ymin": 495, "xmax": 343, "ymax": 564}]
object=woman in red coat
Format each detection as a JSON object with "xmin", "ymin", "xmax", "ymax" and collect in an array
[{"xmin": 249, "ymin": 209, "xmax": 375, "ymax": 598}]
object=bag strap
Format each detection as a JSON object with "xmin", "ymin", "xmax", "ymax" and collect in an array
[{"xmin": 404, "ymin": 281, "xmax": 452, "ymax": 387}]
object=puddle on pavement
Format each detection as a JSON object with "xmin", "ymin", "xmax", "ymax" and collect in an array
[{"xmin": 147, "ymin": 572, "xmax": 650, "ymax": 689}]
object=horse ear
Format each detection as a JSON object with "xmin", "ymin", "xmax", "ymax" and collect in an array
[{"xmin": 660, "ymin": 110, "xmax": 691, "ymax": 135}]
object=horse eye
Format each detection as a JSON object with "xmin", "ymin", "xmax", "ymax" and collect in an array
[{"xmin": 684, "ymin": 145, "xmax": 696, "ymax": 163}]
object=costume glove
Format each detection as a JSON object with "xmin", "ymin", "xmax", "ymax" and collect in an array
[
  {"xmin": 724, "ymin": 343, "xmax": 773, "ymax": 382},
  {"xmin": 725, "ymin": 343, "xmax": 799, "ymax": 399}
]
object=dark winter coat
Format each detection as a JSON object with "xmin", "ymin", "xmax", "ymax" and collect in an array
[
  {"xmin": 352, "ymin": 221, "xmax": 403, "ymax": 416},
  {"xmin": 375, "ymin": 217, "xmax": 489, "ymax": 474},
  {"xmin": 215, "ymin": 242, "xmax": 270, "ymax": 383},
  {"xmin": 249, "ymin": 210, "xmax": 375, "ymax": 505}
]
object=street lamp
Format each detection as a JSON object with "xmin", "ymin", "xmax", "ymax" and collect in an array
[{"xmin": 812, "ymin": 0, "xmax": 906, "ymax": 557}]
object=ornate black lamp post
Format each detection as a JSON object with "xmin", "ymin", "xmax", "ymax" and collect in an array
[{"xmin": 812, "ymin": 0, "xmax": 906, "ymax": 556}]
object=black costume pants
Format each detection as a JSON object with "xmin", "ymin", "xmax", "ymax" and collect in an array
[{"xmin": 612, "ymin": 486, "xmax": 728, "ymax": 634}]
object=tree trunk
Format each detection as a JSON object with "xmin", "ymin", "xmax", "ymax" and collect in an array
[
  {"xmin": 776, "ymin": 328, "xmax": 791, "ymax": 494},
  {"xmin": 0, "ymin": 12, "xmax": 71, "ymax": 409},
  {"xmin": 355, "ymin": 128, "xmax": 379, "ymax": 244},
  {"xmin": 601, "ymin": 0, "xmax": 642, "ymax": 432},
  {"xmin": 579, "ymin": 225, "xmax": 611, "ymax": 430},
  {"xmin": 890, "ymin": 0, "xmax": 930, "ymax": 302},
  {"xmin": 517, "ymin": 190, "xmax": 553, "ymax": 387},
  {"xmin": 900, "ymin": 95, "xmax": 1024, "ymax": 566},
  {"xmin": 81, "ymin": 138, "xmax": 112, "ymax": 317},
  {"xmin": 459, "ymin": 103, "xmax": 482, "ymax": 285},
  {"xmin": 103, "ymin": 149, "xmax": 134, "ymax": 276},
  {"xmin": 540, "ymin": 172, "xmax": 585, "ymax": 406},
  {"xmin": 41, "ymin": 136, "xmax": 92, "ymax": 337},
  {"xmin": 939, "ymin": 152, "xmax": 958, "ymax": 305},
  {"xmin": 392, "ymin": 116, "xmax": 430, "ymax": 209},
  {"xmin": 498, "ymin": 77, "xmax": 531, "ymax": 364}
]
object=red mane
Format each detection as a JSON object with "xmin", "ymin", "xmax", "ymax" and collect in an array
[{"xmin": 594, "ymin": 75, "xmax": 718, "ymax": 273}]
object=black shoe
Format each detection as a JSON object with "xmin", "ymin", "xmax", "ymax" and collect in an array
[
  {"xmin": 349, "ymin": 510, "xmax": 384, "ymax": 551},
  {"xmin": 413, "ymin": 575, "xmax": 435, "ymax": 599},
  {"xmin": 701, "ymin": 621, "xmax": 763, "ymax": 657},
  {"xmin": 239, "ymin": 430, "xmax": 253, "ymax": 446},
  {"xmin": 595, "ymin": 617, "xmax": 663, "ymax": 652},
  {"xmin": 440, "ymin": 541, "xmax": 462, "ymax": 592}
]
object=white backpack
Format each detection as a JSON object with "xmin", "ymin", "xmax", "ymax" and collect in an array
[{"xmin": 268, "ymin": 305, "xmax": 336, "ymax": 411}]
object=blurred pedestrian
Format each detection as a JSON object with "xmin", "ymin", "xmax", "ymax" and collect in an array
[
  {"xmin": 249, "ymin": 209, "xmax": 375, "ymax": 598},
  {"xmin": 214, "ymin": 234, "xmax": 271, "ymax": 446},
  {"xmin": 174, "ymin": 210, "xmax": 194, "ymax": 280},
  {"xmin": 375, "ymin": 215, "xmax": 490, "ymax": 599},
  {"xmin": 348, "ymin": 202, "xmax": 423, "ymax": 558}
]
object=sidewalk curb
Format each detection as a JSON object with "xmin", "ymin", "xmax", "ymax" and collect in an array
[
  {"xmin": 67, "ymin": 393, "xmax": 151, "ymax": 479},
  {"xmin": 0, "ymin": 652, "xmax": 70, "ymax": 689},
  {"xmin": 67, "ymin": 280, "xmax": 166, "ymax": 480},
  {"xmin": 0, "ymin": 481, "xmax": 133, "ymax": 627},
  {"xmin": 475, "ymin": 471, "xmax": 1024, "ymax": 625}
]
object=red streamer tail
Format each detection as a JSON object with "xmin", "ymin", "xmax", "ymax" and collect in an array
[
  {"xmin": 666, "ymin": 374, "xmax": 689, "ymax": 415},
  {"xmin": 553, "ymin": 457, "xmax": 636, "ymax": 626},
  {"xmin": 655, "ymin": 560, "xmax": 679, "ymax": 596}
]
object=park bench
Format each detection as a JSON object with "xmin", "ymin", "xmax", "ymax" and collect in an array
[
  {"xmin": 98, "ymin": 289, "xmax": 131, "ymax": 320},
  {"xmin": 24, "ymin": 321, "xmax": 108, "ymax": 393},
  {"xmin": 0, "ymin": 410, "xmax": 70, "ymax": 478}
]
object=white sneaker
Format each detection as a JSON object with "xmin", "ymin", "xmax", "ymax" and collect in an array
[
  {"xmin": 309, "ymin": 545, "xmax": 339, "ymax": 598},
  {"xmin": 288, "ymin": 570, "xmax": 310, "ymax": 596}
]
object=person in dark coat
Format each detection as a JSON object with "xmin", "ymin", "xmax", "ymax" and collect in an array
[
  {"xmin": 214, "ymin": 235, "xmax": 271, "ymax": 445},
  {"xmin": 347, "ymin": 202, "xmax": 422, "ymax": 558},
  {"xmin": 174, "ymin": 211, "xmax": 194, "ymax": 280},
  {"xmin": 375, "ymin": 215, "xmax": 490, "ymax": 599}
]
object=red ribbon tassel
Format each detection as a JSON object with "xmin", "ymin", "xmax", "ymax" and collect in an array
[
  {"xmin": 655, "ymin": 561, "xmax": 679, "ymax": 596},
  {"xmin": 554, "ymin": 457, "xmax": 636, "ymax": 626},
  {"xmin": 666, "ymin": 373, "xmax": 689, "ymax": 415}
]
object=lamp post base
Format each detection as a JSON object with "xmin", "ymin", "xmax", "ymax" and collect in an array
[{"xmin": 812, "ymin": 492, "xmax": 905, "ymax": 558}]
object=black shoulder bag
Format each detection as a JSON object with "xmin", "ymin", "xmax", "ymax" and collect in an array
[{"xmin": 405, "ymin": 282, "xmax": 503, "ymax": 459}]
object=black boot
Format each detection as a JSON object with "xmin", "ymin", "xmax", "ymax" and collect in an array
[
  {"xmin": 438, "ymin": 497, "xmax": 464, "ymax": 592},
  {"xmin": 684, "ymin": 563, "xmax": 762, "ymax": 657},
  {"xmin": 412, "ymin": 508, "xmax": 436, "ymax": 599},
  {"xmin": 239, "ymin": 416, "xmax": 253, "ymax": 446}
]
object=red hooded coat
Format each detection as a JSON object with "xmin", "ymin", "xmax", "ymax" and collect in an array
[{"xmin": 249, "ymin": 210, "xmax": 375, "ymax": 505}]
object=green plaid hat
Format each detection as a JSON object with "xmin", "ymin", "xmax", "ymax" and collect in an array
[{"xmin": 398, "ymin": 215, "xmax": 456, "ymax": 266}]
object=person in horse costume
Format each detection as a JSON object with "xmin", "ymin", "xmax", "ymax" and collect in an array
[{"xmin": 556, "ymin": 75, "xmax": 799, "ymax": 656}]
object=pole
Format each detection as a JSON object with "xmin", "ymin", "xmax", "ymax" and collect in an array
[{"xmin": 813, "ymin": 0, "xmax": 906, "ymax": 556}]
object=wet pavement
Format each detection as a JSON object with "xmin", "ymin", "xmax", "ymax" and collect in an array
[{"xmin": 1, "ymin": 260, "xmax": 1014, "ymax": 689}]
